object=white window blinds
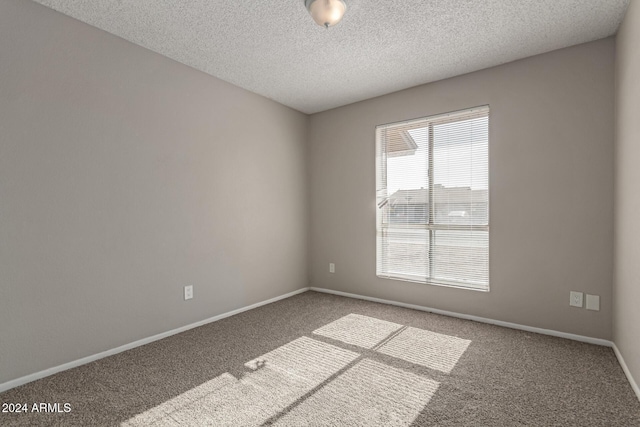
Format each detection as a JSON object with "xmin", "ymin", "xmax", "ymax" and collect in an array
[{"xmin": 376, "ymin": 106, "xmax": 489, "ymax": 291}]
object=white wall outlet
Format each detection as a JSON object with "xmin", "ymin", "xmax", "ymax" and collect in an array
[
  {"xmin": 569, "ymin": 291, "xmax": 583, "ymax": 307},
  {"xmin": 329, "ymin": 263, "xmax": 335, "ymax": 273},
  {"xmin": 586, "ymin": 294, "xmax": 600, "ymax": 311},
  {"xmin": 184, "ymin": 285, "xmax": 193, "ymax": 301}
]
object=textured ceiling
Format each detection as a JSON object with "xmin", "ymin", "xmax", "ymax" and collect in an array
[{"xmin": 33, "ymin": 0, "xmax": 629, "ymax": 114}]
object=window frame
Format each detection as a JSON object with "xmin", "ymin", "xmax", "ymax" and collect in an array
[{"xmin": 375, "ymin": 106, "xmax": 490, "ymax": 292}]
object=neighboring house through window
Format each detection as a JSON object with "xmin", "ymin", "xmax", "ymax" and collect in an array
[{"xmin": 375, "ymin": 106, "xmax": 490, "ymax": 291}]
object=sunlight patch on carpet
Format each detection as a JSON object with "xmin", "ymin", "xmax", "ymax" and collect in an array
[
  {"xmin": 274, "ymin": 358, "xmax": 440, "ymax": 426},
  {"xmin": 122, "ymin": 315, "xmax": 470, "ymax": 426},
  {"xmin": 313, "ymin": 313, "xmax": 403, "ymax": 349},
  {"xmin": 376, "ymin": 327, "xmax": 471, "ymax": 373},
  {"xmin": 121, "ymin": 337, "xmax": 358, "ymax": 426}
]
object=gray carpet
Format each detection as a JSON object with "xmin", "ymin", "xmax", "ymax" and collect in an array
[{"xmin": 1, "ymin": 291, "xmax": 639, "ymax": 426}]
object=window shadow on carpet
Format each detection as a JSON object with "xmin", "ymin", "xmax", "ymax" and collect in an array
[{"xmin": 121, "ymin": 314, "xmax": 469, "ymax": 426}]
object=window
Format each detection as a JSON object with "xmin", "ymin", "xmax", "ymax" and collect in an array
[{"xmin": 376, "ymin": 106, "xmax": 489, "ymax": 291}]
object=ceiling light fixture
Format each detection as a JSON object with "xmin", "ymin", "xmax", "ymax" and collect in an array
[{"xmin": 305, "ymin": 0, "xmax": 347, "ymax": 29}]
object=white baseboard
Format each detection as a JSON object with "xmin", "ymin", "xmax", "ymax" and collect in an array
[
  {"xmin": 5, "ymin": 286, "xmax": 637, "ymax": 403},
  {"xmin": 0, "ymin": 287, "xmax": 310, "ymax": 394},
  {"xmin": 612, "ymin": 343, "xmax": 640, "ymax": 402},
  {"xmin": 309, "ymin": 287, "xmax": 613, "ymax": 347}
]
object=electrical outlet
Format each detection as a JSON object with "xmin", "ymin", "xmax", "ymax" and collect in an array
[
  {"xmin": 329, "ymin": 263, "xmax": 335, "ymax": 273},
  {"xmin": 569, "ymin": 291, "xmax": 583, "ymax": 308},
  {"xmin": 586, "ymin": 294, "xmax": 600, "ymax": 311},
  {"xmin": 184, "ymin": 285, "xmax": 193, "ymax": 300}
]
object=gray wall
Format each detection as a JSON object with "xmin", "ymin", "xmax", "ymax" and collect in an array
[
  {"xmin": 614, "ymin": 0, "xmax": 640, "ymax": 390},
  {"xmin": 0, "ymin": 1, "xmax": 308, "ymax": 384},
  {"xmin": 308, "ymin": 38, "xmax": 615, "ymax": 339}
]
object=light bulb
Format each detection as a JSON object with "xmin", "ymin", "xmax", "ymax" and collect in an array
[{"xmin": 305, "ymin": 0, "xmax": 347, "ymax": 28}]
